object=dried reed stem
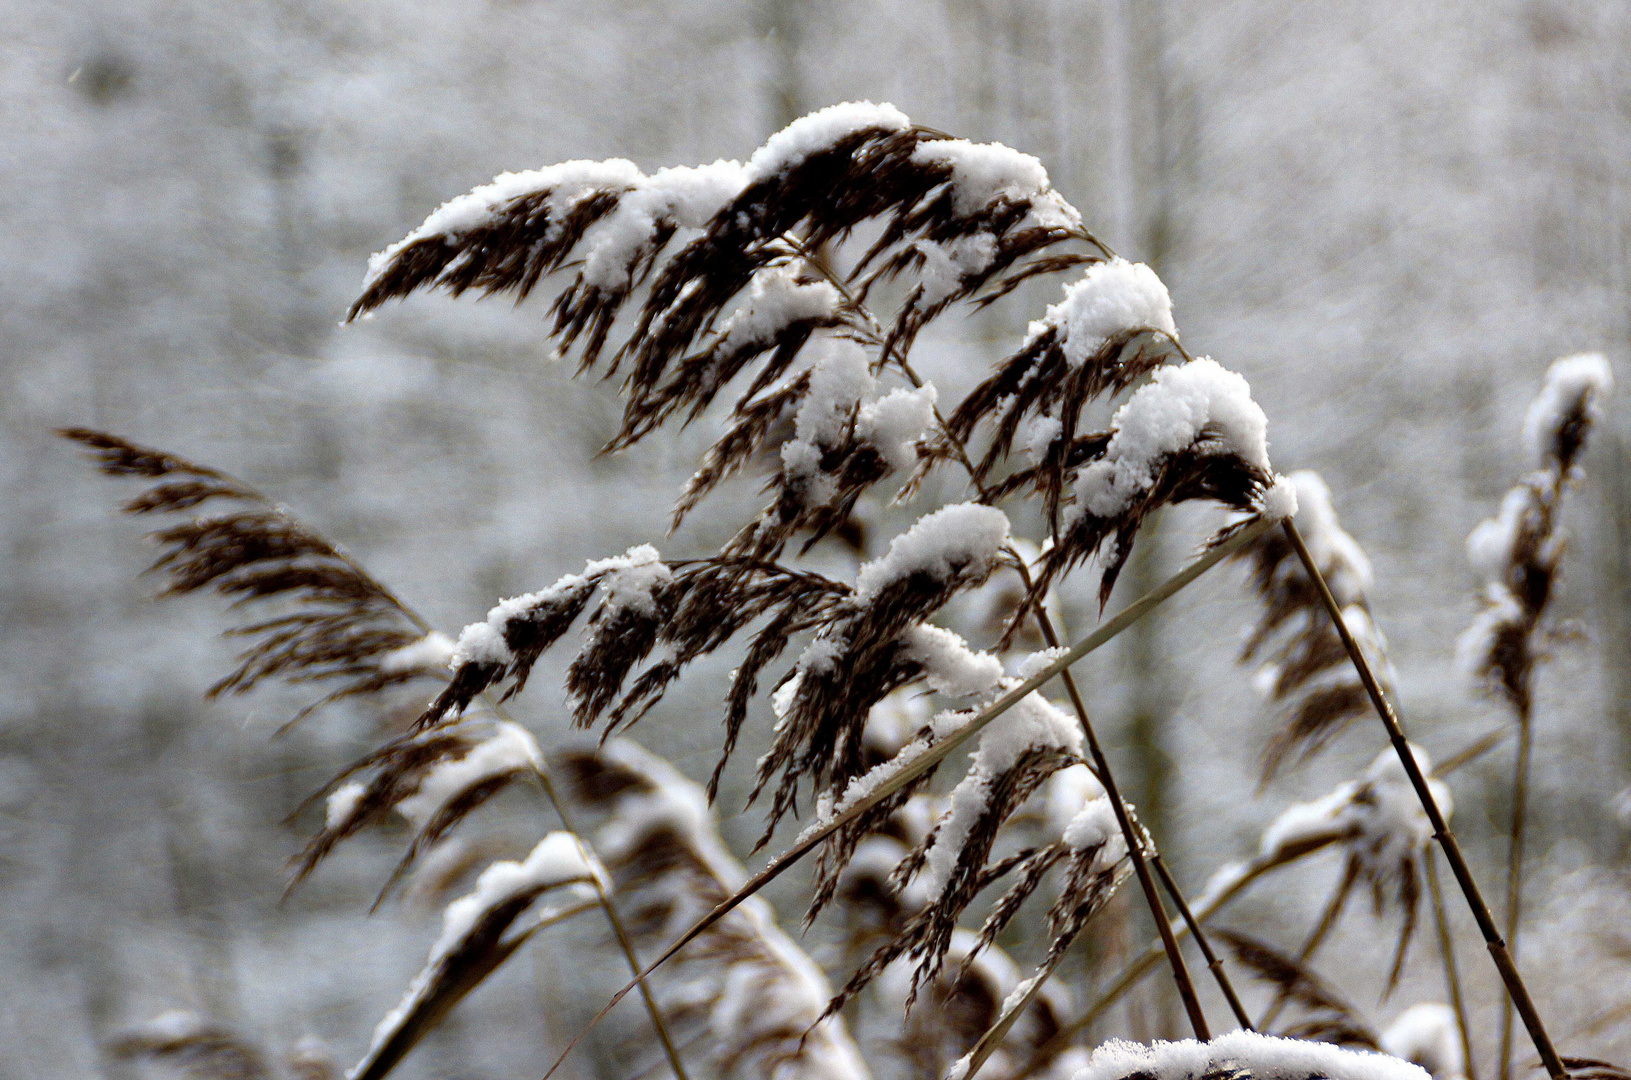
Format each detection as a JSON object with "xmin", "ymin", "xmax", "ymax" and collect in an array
[
  {"xmin": 536, "ymin": 515, "xmax": 1275, "ymax": 1080},
  {"xmin": 1426, "ymin": 850, "xmax": 1477, "ymax": 1080},
  {"xmin": 1497, "ymin": 710, "xmax": 1534, "ymax": 1080},
  {"xmin": 1281, "ymin": 517, "xmax": 1567, "ymax": 1080},
  {"xmin": 1149, "ymin": 852, "xmax": 1254, "ymax": 1031}
]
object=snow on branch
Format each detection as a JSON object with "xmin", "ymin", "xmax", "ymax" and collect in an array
[
  {"xmin": 1234, "ymin": 470, "xmax": 1391, "ymax": 780},
  {"xmin": 559, "ymin": 741, "xmax": 872, "ymax": 1080}
]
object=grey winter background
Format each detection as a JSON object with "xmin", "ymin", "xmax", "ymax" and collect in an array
[{"xmin": 4, "ymin": 1, "xmax": 1631, "ymax": 1078}]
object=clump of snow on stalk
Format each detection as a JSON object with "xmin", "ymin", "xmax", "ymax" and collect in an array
[
  {"xmin": 747, "ymin": 100, "xmax": 911, "ymax": 179},
  {"xmin": 901, "ymin": 624, "xmax": 1004, "ymax": 698},
  {"xmin": 921, "ymin": 689, "xmax": 1082, "ymax": 893},
  {"xmin": 355, "ymin": 833, "xmax": 603, "ymax": 1077},
  {"xmin": 855, "ymin": 503, "xmax": 1011, "ymax": 600},
  {"xmin": 859, "ymin": 383, "xmax": 938, "ymax": 471},
  {"xmin": 1068, "ymin": 357, "xmax": 1269, "ymax": 523},
  {"xmin": 579, "ymin": 160, "xmax": 750, "ymax": 288},
  {"xmin": 1381, "ymin": 1003, "xmax": 1466, "ymax": 1080},
  {"xmin": 715, "ymin": 263, "xmax": 843, "ymax": 352},
  {"xmin": 451, "ymin": 544, "xmax": 668, "ymax": 669},
  {"xmin": 379, "ymin": 631, "xmax": 456, "ymax": 675},
  {"xmin": 911, "ymin": 139, "xmax": 1056, "ymax": 218},
  {"xmin": 1521, "ymin": 352, "xmax": 1612, "ymax": 469},
  {"xmin": 1044, "ymin": 763, "xmax": 1106, "ymax": 837},
  {"xmin": 1258, "ymin": 474, "xmax": 1301, "ymax": 520},
  {"xmin": 780, "ymin": 337, "xmax": 937, "ymax": 504},
  {"xmin": 394, "ymin": 721, "xmax": 543, "ymax": 826},
  {"xmin": 1073, "ymin": 1030, "xmax": 1431, "ymax": 1080},
  {"xmin": 1027, "ymin": 258, "xmax": 1177, "ymax": 368},
  {"xmin": 326, "ymin": 780, "xmax": 368, "ymax": 830},
  {"xmin": 913, "ymin": 233, "xmax": 1002, "ymax": 305}
]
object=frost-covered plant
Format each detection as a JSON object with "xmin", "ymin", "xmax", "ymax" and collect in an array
[
  {"xmin": 62, "ymin": 102, "xmax": 1614, "ymax": 1080},
  {"xmin": 1457, "ymin": 354, "xmax": 1613, "ymax": 1080}
]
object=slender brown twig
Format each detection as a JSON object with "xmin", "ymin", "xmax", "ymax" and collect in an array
[
  {"xmin": 1426, "ymin": 850, "xmax": 1478, "ymax": 1080},
  {"xmin": 1498, "ymin": 709, "xmax": 1534, "ymax": 1080},
  {"xmin": 1281, "ymin": 517, "xmax": 1567, "ymax": 1080}
]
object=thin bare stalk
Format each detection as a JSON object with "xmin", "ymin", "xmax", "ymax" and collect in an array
[
  {"xmin": 1281, "ymin": 518, "xmax": 1567, "ymax": 1080},
  {"xmin": 536, "ymin": 515, "xmax": 1275, "ymax": 1080},
  {"xmin": 1498, "ymin": 711, "xmax": 1534, "ymax": 1080},
  {"xmin": 1149, "ymin": 852, "xmax": 1254, "ymax": 1031},
  {"xmin": 1257, "ymin": 862, "xmax": 1354, "ymax": 1031},
  {"xmin": 1426, "ymin": 850, "xmax": 1477, "ymax": 1080}
]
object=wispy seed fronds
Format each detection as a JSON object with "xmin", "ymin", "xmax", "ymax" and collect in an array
[
  {"xmin": 60, "ymin": 429, "xmax": 445, "ymax": 725},
  {"xmin": 1234, "ymin": 470, "xmax": 1388, "ymax": 780},
  {"xmin": 559, "ymin": 741, "xmax": 872, "ymax": 1080},
  {"xmin": 110, "ymin": 1011, "xmax": 271, "ymax": 1080},
  {"xmin": 1218, "ymin": 929, "xmax": 1380, "ymax": 1048}
]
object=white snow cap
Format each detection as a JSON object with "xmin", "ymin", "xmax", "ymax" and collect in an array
[
  {"xmin": 1259, "ymin": 474, "xmax": 1300, "ymax": 520},
  {"xmin": 379, "ymin": 631, "xmax": 457, "ymax": 675},
  {"xmin": 1381, "ymin": 1003, "xmax": 1465, "ymax": 1080},
  {"xmin": 901, "ymin": 623, "xmax": 1005, "ymax": 698},
  {"xmin": 716, "ymin": 263, "xmax": 843, "ymax": 352},
  {"xmin": 855, "ymin": 502, "xmax": 1011, "ymax": 600},
  {"xmin": 1258, "ymin": 744, "xmax": 1449, "ymax": 871},
  {"xmin": 1523, "ymin": 352, "xmax": 1612, "ymax": 467},
  {"xmin": 1072, "ymin": 1031, "xmax": 1431, "ymax": 1080},
  {"xmin": 1069, "ymin": 357, "xmax": 1269, "ymax": 522},
  {"xmin": 1032, "ymin": 258, "xmax": 1177, "ymax": 366},
  {"xmin": 910, "ymin": 138, "xmax": 1080, "ymax": 230},
  {"xmin": 580, "ymin": 159, "xmax": 750, "ymax": 288},
  {"xmin": 747, "ymin": 100, "xmax": 911, "ymax": 179}
]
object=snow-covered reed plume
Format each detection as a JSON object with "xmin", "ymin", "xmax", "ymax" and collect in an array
[
  {"xmin": 1234, "ymin": 470, "xmax": 1387, "ymax": 779},
  {"xmin": 1250, "ymin": 745, "xmax": 1451, "ymax": 992},
  {"xmin": 1459, "ymin": 353, "xmax": 1612, "ymax": 714},
  {"xmin": 1459, "ymin": 352, "xmax": 1611, "ymax": 1080},
  {"xmin": 291, "ymin": 720, "xmax": 544, "ymax": 903},
  {"xmin": 559, "ymin": 741, "xmax": 870, "ymax": 1080},
  {"xmin": 59, "ymin": 429, "xmax": 450, "ymax": 729},
  {"xmin": 351, "ymin": 833, "xmax": 607, "ymax": 1080}
]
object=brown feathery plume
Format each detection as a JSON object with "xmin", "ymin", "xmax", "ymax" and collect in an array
[
  {"xmin": 1025, "ymin": 357, "xmax": 1284, "ymax": 609},
  {"xmin": 1217, "ymin": 930, "xmax": 1380, "ymax": 1049},
  {"xmin": 1458, "ymin": 353, "xmax": 1612, "ymax": 1080},
  {"xmin": 287, "ymin": 720, "xmax": 542, "ymax": 906},
  {"xmin": 109, "ymin": 1011, "xmax": 271, "ymax": 1080},
  {"xmin": 1233, "ymin": 470, "xmax": 1389, "ymax": 781},
  {"xmin": 558, "ymin": 741, "xmax": 872, "ymax": 1080},
  {"xmin": 60, "ymin": 428, "xmax": 450, "ymax": 729},
  {"xmin": 349, "ymin": 833, "xmax": 605, "ymax": 1080}
]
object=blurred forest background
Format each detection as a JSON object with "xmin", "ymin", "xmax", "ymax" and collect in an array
[{"xmin": 4, "ymin": 1, "xmax": 1631, "ymax": 1077}]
